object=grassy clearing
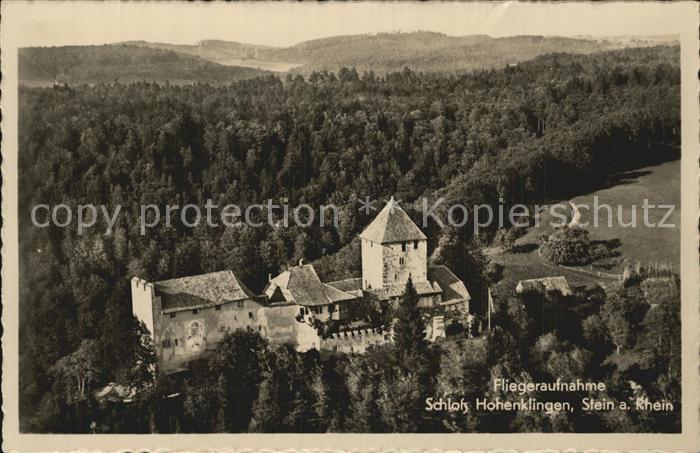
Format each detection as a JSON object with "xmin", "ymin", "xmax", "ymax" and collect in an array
[
  {"xmin": 491, "ymin": 158, "xmax": 680, "ymax": 285},
  {"xmin": 569, "ymin": 159, "xmax": 679, "ymax": 272}
]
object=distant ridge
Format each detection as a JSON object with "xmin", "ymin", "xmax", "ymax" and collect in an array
[
  {"xmin": 21, "ymin": 32, "xmax": 679, "ymax": 85},
  {"xmin": 122, "ymin": 32, "xmax": 678, "ymax": 76},
  {"xmin": 19, "ymin": 44, "xmax": 271, "ymax": 86}
]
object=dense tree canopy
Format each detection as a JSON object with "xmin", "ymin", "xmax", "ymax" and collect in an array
[{"xmin": 18, "ymin": 45, "xmax": 680, "ymax": 433}]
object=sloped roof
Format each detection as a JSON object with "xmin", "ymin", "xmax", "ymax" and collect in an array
[
  {"xmin": 326, "ymin": 277, "xmax": 364, "ymax": 297},
  {"xmin": 366, "ymin": 279, "xmax": 439, "ymax": 300},
  {"xmin": 359, "ymin": 197, "xmax": 427, "ymax": 244},
  {"xmin": 516, "ymin": 276, "xmax": 573, "ymax": 296},
  {"xmin": 264, "ymin": 264, "xmax": 357, "ymax": 307},
  {"xmin": 326, "ymin": 277, "xmax": 362, "ymax": 292},
  {"xmin": 428, "ymin": 265, "xmax": 471, "ymax": 304},
  {"xmin": 155, "ymin": 270, "xmax": 255, "ymax": 312}
]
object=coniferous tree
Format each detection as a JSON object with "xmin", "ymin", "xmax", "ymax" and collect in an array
[{"xmin": 393, "ymin": 277, "xmax": 427, "ymax": 361}]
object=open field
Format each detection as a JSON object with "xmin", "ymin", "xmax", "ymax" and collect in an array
[
  {"xmin": 209, "ymin": 57, "xmax": 301, "ymax": 72},
  {"xmin": 570, "ymin": 158, "xmax": 680, "ymax": 272},
  {"xmin": 492, "ymin": 158, "xmax": 680, "ymax": 285}
]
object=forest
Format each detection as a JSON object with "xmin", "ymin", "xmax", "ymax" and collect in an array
[{"xmin": 18, "ymin": 45, "xmax": 680, "ymax": 432}]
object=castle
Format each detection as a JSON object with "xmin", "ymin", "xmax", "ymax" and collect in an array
[{"xmin": 132, "ymin": 198, "xmax": 471, "ymax": 373}]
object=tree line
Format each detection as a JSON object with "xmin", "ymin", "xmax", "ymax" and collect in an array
[{"xmin": 35, "ymin": 274, "xmax": 680, "ymax": 433}]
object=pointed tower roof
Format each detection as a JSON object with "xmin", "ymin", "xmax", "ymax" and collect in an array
[{"xmin": 359, "ymin": 197, "xmax": 427, "ymax": 244}]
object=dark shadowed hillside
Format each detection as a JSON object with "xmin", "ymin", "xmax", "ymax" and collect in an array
[{"xmin": 19, "ymin": 45, "xmax": 270, "ymax": 86}]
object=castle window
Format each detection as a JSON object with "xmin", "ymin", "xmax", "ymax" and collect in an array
[
  {"xmin": 414, "ymin": 240, "xmax": 418, "ymax": 249},
  {"xmin": 248, "ymin": 312, "xmax": 254, "ymax": 319},
  {"xmin": 192, "ymin": 309, "xmax": 199, "ymax": 315},
  {"xmin": 401, "ymin": 242, "xmax": 407, "ymax": 252},
  {"xmin": 399, "ymin": 257, "xmax": 405, "ymax": 265},
  {"xmin": 328, "ymin": 304, "xmax": 335, "ymax": 313},
  {"xmin": 215, "ymin": 305, "xmax": 221, "ymax": 311},
  {"xmin": 237, "ymin": 301, "xmax": 244, "ymax": 308},
  {"xmin": 162, "ymin": 339, "xmax": 171, "ymax": 348},
  {"xmin": 174, "ymin": 339, "xmax": 179, "ymax": 346},
  {"xmin": 169, "ymin": 313, "xmax": 176, "ymax": 319}
]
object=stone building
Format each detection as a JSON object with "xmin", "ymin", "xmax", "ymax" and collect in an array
[
  {"xmin": 132, "ymin": 198, "xmax": 471, "ymax": 373},
  {"xmin": 357, "ymin": 197, "xmax": 470, "ymax": 312},
  {"xmin": 515, "ymin": 276, "xmax": 573, "ymax": 296},
  {"xmin": 263, "ymin": 263, "xmax": 359, "ymax": 323},
  {"xmin": 131, "ymin": 271, "xmax": 267, "ymax": 373}
]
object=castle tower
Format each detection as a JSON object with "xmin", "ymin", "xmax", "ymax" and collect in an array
[
  {"xmin": 131, "ymin": 277, "xmax": 158, "ymax": 336},
  {"xmin": 359, "ymin": 197, "xmax": 428, "ymax": 290}
]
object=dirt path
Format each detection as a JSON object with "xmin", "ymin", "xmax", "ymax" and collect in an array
[{"xmin": 567, "ymin": 201, "xmax": 581, "ymax": 228}]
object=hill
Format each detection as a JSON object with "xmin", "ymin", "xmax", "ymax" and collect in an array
[
  {"xmin": 277, "ymin": 33, "xmax": 615, "ymax": 74},
  {"xmin": 121, "ymin": 40, "xmax": 302, "ymax": 73},
  {"xmin": 19, "ymin": 45, "xmax": 270, "ymax": 86},
  {"xmin": 25, "ymin": 33, "xmax": 678, "ymax": 85},
  {"xmin": 128, "ymin": 32, "xmax": 678, "ymax": 75}
]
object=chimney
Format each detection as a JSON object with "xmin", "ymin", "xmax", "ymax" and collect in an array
[
  {"xmin": 268, "ymin": 273, "xmax": 272, "ymax": 282},
  {"xmin": 299, "ymin": 258, "xmax": 304, "ymax": 266}
]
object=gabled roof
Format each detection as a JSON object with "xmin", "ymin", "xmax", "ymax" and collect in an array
[
  {"xmin": 155, "ymin": 270, "xmax": 255, "ymax": 312},
  {"xmin": 516, "ymin": 276, "xmax": 573, "ymax": 296},
  {"xmin": 428, "ymin": 265, "xmax": 471, "ymax": 304},
  {"xmin": 264, "ymin": 264, "xmax": 357, "ymax": 307},
  {"xmin": 359, "ymin": 197, "xmax": 427, "ymax": 244}
]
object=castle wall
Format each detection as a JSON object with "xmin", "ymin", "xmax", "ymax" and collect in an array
[
  {"xmin": 299, "ymin": 298, "xmax": 355, "ymax": 324},
  {"xmin": 131, "ymin": 277, "xmax": 157, "ymax": 336},
  {"xmin": 389, "ymin": 294, "xmax": 438, "ymax": 309},
  {"xmin": 320, "ymin": 327, "xmax": 389, "ymax": 354},
  {"xmin": 361, "ymin": 238, "xmax": 384, "ymax": 289},
  {"xmin": 156, "ymin": 297, "xmax": 265, "ymax": 373},
  {"xmin": 381, "ymin": 239, "xmax": 427, "ymax": 286},
  {"xmin": 148, "ymin": 298, "xmax": 324, "ymax": 373},
  {"xmin": 264, "ymin": 304, "xmax": 321, "ymax": 351}
]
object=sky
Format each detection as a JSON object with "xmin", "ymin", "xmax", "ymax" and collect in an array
[{"xmin": 3, "ymin": 1, "xmax": 686, "ymax": 48}]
